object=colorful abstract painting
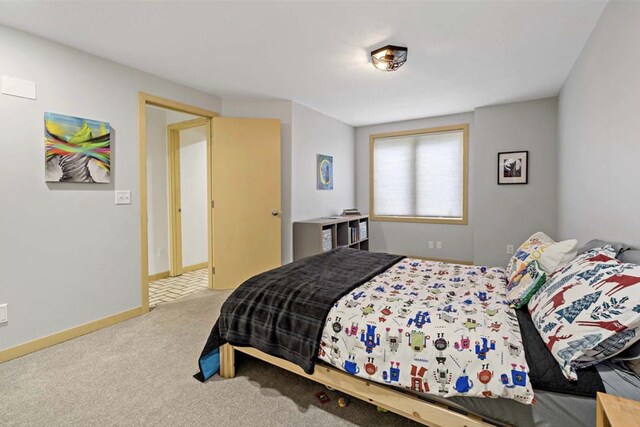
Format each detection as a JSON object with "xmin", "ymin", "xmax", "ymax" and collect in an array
[
  {"xmin": 317, "ymin": 154, "xmax": 333, "ymax": 190},
  {"xmin": 45, "ymin": 112, "xmax": 111, "ymax": 183}
]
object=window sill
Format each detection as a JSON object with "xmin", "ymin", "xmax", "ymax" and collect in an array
[{"xmin": 370, "ymin": 215, "xmax": 468, "ymax": 225}]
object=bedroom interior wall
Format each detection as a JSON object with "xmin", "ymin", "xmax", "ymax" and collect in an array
[
  {"xmin": 290, "ymin": 103, "xmax": 356, "ymax": 226},
  {"xmin": 557, "ymin": 0, "xmax": 640, "ymax": 248},
  {"xmin": 472, "ymin": 97, "xmax": 558, "ymax": 267},
  {"xmin": 177, "ymin": 126, "xmax": 208, "ymax": 268},
  {"xmin": 355, "ymin": 98, "xmax": 558, "ymax": 267},
  {"xmin": 0, "ymin": 24, "xmax": 221, "ymax": 352},
  {"xmin": 146, "ymin": 106, "xmax": 170, "ymax": 275},
  {"xmin": 355, "ymin": 113, "xmax": 475, "ymax": 262}
]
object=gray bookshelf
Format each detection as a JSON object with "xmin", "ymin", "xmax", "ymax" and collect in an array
[{"xmin": 293, "ymin": 215, "xmax": 369, "ymax": 261}]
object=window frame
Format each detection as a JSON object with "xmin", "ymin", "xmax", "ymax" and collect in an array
[{"xmin": 369, "ymin": 123, "xmax": 469, "ymax": 225}]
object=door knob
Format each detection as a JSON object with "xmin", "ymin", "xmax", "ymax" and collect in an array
[{"xmin": 272, "ymin": 210, "xmax": 281, "ymax": 216}]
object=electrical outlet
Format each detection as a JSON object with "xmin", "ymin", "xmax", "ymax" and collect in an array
[
  {"xmin": 115, "ymin": 190, "xmax": 131, "ymax": 205},
  {"xmin": 428, "ymin": 241, "xmax": 434, "ymax": 249},
  {"xmin": 506, "ymin": 245, "xmax": 514, "ymax": 255},
  {"xmin": 436, "ymin": 241, "xmax": 442, "ymax": 250},
  {"xmin": 0, "ymin": 303, "xmax": 7, "ymax": 325}
]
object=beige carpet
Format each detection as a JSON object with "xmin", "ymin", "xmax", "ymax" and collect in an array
[{"xmin": 0, "ymin": 290, "xmax": 417, "ymax": 426}]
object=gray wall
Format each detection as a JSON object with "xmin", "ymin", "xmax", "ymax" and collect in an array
[
  {"xmin": 355, "ymin": 98, "xmax": 559, "ymax": 266},
  {"xmin": 291, "ymin": 103, "xmax": 356, "ymax": 223},
  {"xmin": 0, "ymin": 24, "xmax": 222, "ymax": 352},
  {"xmin": 473, "ymin": 97, "xmax": 558, "ymax": 266},
  {"xmin": 558, "ymin": 0, "xmax": 640, "ymax": 248},
  {"xmin": 355, "ymin": 113, "xmax": 475, "ymax": 262}
]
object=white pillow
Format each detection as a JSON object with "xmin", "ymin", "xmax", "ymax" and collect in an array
[{"xmin": 506, "ymin": 232, "xmax": 578, "ymax": 280}]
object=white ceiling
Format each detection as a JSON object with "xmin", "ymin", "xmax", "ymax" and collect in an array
[{"xmin": 0, "ymin": 1, "xmax": 607, "ymax": 126}]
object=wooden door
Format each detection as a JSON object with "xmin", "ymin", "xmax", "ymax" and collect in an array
[{"xmin": 212, "ymin": 117, "xmax": 281, "ymax": 289}]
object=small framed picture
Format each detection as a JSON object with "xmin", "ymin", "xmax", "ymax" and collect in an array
[
  {"xmin": 498, "ymin": 151, "xmax": 528, "ymax": 185},
  {"xmin": 317, "ymin": 154, "xmax": 333, "ymax": 190}
]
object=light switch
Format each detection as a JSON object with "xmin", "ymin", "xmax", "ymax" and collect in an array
[
  {"xmin": 506, "ymin": 245, "xmax": 515, "ymax": 255},
  {"xmin": 0, "ymin": 303, "xmax": 7, "ymax": 325},
  {"xmin": 428, "ymin": 241, "xmax": 434, "ymax": 249},
  {"xmin": 115, "ymin": 190, "xmax": 131, "ymax": 205},
  {"xmin": 1, "ymin": 76, "xmax": 36, "ymax": 100},
  {"xmin": 436, "ymin": 241, "xmax": 442, "ymax": 250}
]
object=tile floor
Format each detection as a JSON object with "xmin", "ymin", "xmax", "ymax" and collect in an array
[{"xmin": 149, "ymin": 268, "xmax": 209, "ymax": 308}]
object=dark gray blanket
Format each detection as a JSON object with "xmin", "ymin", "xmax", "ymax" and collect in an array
[
  {"xmin": 516, "ymin": 308, "xmax": 604, "ymax": 397},
  {"xmin": 197, "ymin": 248, "xmax": 404, "ymax": 379}
]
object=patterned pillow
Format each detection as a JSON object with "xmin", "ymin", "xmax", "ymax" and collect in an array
[
  {"xmin": 507, "ymin": 232, "xmax": 578, "ymax": 280},
  {"xmin": 528, "ymin": 246, "xmax": 640, "ymax": 380},
  {"xmin": 506, "ymin": 260, "xmax": 547, "ymax": 309}
]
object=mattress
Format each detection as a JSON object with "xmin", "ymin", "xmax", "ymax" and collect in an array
[
  {"xmin": 317, "ymin": 257, "xmax": 640, "ymax": 426},
  {"xmin": 445, "ymin": 361, "xmax": 640, "ymax": 427}
]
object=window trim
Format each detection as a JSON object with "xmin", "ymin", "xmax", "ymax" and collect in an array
[{"xmin": 369, "ymin": 123, "xmax": 469, "ymax": 225}]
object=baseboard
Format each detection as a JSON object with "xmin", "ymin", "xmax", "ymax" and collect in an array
[
  {"xmin": 0, "ymin": 306, "xmax": 143, "ymax": 364},
  {"xmin": 182, "ymin": 262, "xmax": 208, "ymax": 273},
  {"xmin": 148, "ymin": 262, "xmax": 207, "ymax": 282},
  {"xmin": 408, "ymin": 255, "xmax": 473, "ymax": 265},
  {"xmin": 148, "ymin": 271, "xmax": 170, "ymax": 281}
]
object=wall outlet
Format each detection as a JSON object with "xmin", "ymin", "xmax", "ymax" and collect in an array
[
  {"xmin": 436, "ymin": 241, "xmax": 442, "ymax": 250},
  {"xmin": 506, "ymin": 245, "xmax": 515, "ymax": 255},
  {"xmin": 428, "ymin": 241, "xmax": 434, "ymax": 249},
  {"xmin": 0, "ymin": 303, "xmax": 7, "ymax": 325},
  {"xmin": 115, "ymin": 190, "xmax": 131, "ymax": 205}
]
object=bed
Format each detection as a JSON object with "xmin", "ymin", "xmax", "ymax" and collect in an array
[{"xmin": 197, "ymin": 247, "xmax": 640, "ymax": 427}]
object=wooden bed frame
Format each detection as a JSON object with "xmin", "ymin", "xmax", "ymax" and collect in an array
[{"xmin": 219, "ymin": 343, "xmax": 498, "ymax": 427}]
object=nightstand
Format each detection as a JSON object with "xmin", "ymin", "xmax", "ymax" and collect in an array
[{"xmin": 596, "ymin": 392, "xmax": 640, "ymax": 427}]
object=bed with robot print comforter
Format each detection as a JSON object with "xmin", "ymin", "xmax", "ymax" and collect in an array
[{"xmin": 318, "ymin": 257, "xmax": 535, "ymax": 404}]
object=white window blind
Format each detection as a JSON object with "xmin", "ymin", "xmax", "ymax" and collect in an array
[{"xmin": 373, "ymin": 130, "xmax": 464, "ymax": 219}]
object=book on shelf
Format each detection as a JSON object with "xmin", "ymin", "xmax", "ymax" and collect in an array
[
  {"xmin": 341, "ymin": 208, "xmax": 361, "ymax": 216},
  {"xmin": 359, "ymin": 221, "xmax": 368, "ymax": 240},
  {"xmin": 349, "ymin": 226, "xmax": 360, "ymax": 244}
]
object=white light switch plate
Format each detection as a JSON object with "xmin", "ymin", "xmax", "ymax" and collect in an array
[
  {"xmin": 436, "ymin": 241, "xmax": 442, "ymax": 249},
  {"xmin": 506, "ymin": 245, "xmax": 515, "ymax": 255},
  {"xmin": 1, "ymin": 76, "xmax": 36, "ymax": 100},
  {"xmin": 0, "ymin": 304, "xmax": 7, "ymax": 325},
  {"xmin": 428, "ymin": 241, "xmax": 434, "ymax": 249},
  {"xmin": 115, "ymin": 190, "xmax": 131, "ymax": 205}
]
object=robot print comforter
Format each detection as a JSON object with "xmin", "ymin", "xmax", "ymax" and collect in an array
[{"xmin": 318, "ymin": 258, "xmax": 535, "ymax": 404}]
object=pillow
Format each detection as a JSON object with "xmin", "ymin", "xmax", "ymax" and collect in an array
[
  {"xmin": 528, "ymin": 246, "xmax": 640, "ymax": 380},
  {"xmin": 507, "ymin": 232, "xmax": 578, "ymax": 280},
  {"xmin": 577, "ymin": 239, "xmax": 631, "ymax": 258},
  {"xmin": 619, "ymin": 249, "xmax": 640, "ymax": 265},
  {"xmin": 506, "ymin": 260, "xmax": 547, "ymax": 309}
]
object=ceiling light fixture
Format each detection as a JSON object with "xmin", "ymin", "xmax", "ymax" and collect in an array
[{"xmin": 370, "ymin": 45, "xmax": 408, "ymax": 72}]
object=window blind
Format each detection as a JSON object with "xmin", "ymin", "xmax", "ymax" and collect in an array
[{"xmin": 373, "ymin": 130, "xmax": 464, "ymax": 219}]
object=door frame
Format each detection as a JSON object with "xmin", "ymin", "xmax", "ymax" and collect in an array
[
  {"xmin": 138, "ymin": 92, "xmax": 218, "ymax": 313},
  {"xmin": 167, "ymin": 117, "xmax": 210, "ymax": 277}
]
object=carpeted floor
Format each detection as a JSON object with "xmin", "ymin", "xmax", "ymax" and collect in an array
[{"xmin": 0, "ymin": 290, "xmax": 417, "ymax": 426}]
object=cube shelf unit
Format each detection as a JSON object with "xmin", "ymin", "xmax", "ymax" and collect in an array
[{"xmin": 293, "ymin": 215, "xmax": 370, "ymax": 261}]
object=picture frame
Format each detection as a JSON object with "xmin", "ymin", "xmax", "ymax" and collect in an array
[
  {"xmin": 317, "ymin": 154, "xmax": 333, "ymax": 190},
  {"xmin": 497, "ymin": 150, "xmax": 528, "ymax": 185}
]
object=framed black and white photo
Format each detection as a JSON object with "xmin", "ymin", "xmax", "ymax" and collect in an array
[{"xmin": 497, "ymin": 151, "xmax": 528, "ymax": 185}]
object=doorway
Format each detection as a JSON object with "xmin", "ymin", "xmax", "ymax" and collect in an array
[
  {"xmin": 139, "ymin": 93, "xmax": 217, "ymax": 312},
  {"xmin": 139, "ymin": 93, "xmax": 283, "ymax": 313}
]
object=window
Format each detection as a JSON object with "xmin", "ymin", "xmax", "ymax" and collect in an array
[{"xmin": 370, "ymin": 124, "xmax": 468, "ymax": 224}]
